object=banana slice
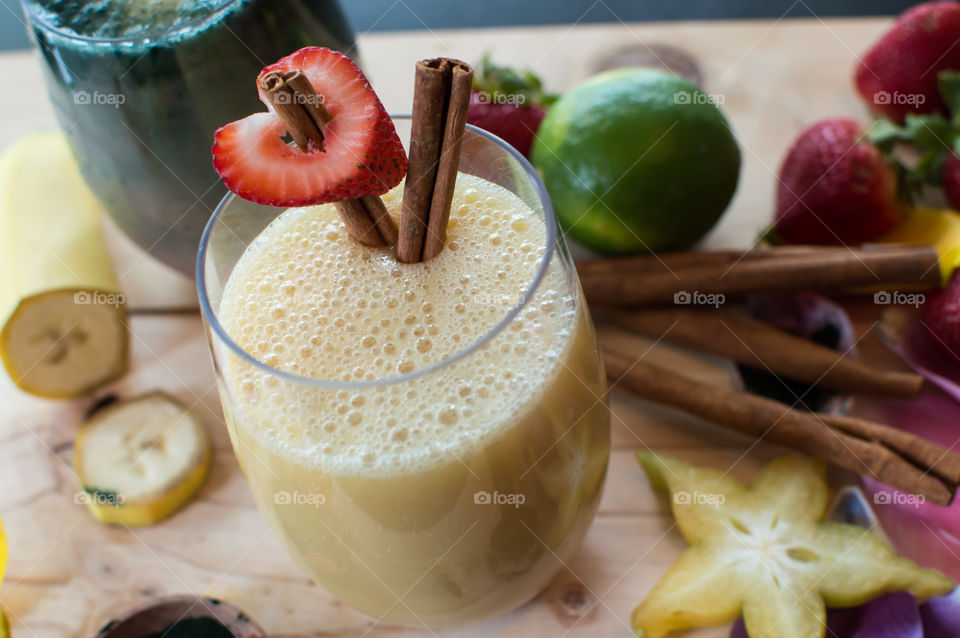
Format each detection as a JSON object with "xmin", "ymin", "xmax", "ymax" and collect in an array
[
  {"xmin": 0, "ymin": 132, "xmax": 128, "ymax": 398},
  {"xmin": 75, "ymin": 393, "xmax": 210, "ymax": 526}
]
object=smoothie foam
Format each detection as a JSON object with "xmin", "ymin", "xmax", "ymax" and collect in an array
[{"xmin": 219, "ymin": 174, "xmax": 578, "ymax": 477}]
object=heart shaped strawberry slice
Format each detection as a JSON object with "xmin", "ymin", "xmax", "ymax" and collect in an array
[{"xmin": 212, "ymin": 47, "xmax": 407, "ymax": 207}]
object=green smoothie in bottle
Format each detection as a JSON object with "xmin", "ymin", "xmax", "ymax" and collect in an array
[{"xmin": 25, "ymin": 0, "xmax": 355, "ymax": 273}]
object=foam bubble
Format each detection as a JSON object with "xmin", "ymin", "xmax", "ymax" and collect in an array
[{"xmin": 219, "ymin": 174, "xmax": 577, "ymax": 476}]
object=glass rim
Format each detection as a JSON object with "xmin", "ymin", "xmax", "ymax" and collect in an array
[
  {"xmin": 197, "ymin": 117, "xmax": 560, "ymax": 391},
  {"xmin": 21, "ymin": 0, "xmax": 242, "ymax": 45}
]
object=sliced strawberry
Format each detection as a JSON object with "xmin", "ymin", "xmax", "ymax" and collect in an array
[{"xmin": 212, "ymin": 47, "xmax": 407, "ymax": 207}]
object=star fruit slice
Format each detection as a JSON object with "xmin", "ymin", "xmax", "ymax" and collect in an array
[{"xmin": 632, "ymin": 453, "xmax": 954, "ymax": 638}]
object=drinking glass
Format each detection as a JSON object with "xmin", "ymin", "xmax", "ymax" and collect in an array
[
  {"xmin": 198, "ymin": 117, "xmax": 610, "ymax": 628},
  {"xmin": 23, "ymin": 0, "xmax": 355, "ymax": 274}
]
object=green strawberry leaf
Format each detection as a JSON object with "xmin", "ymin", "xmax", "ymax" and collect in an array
[
  {"xmin": 891, "ymin": 157, "xmax": 919, "ymax": 205},
  {"xmin": 474, "ymin": 53, "xmax": 558, "ymax": 108},
  {"xmin": 903, "ymin": 114, "xmax": 955, "ymax": 150},
  {"xmin": 915, "ymin": 148, "xmax": 949, "ymax": 186},
  {"xmin": 939, "ymin": 70, "xmax": 960, "ymax": 119},
  {"xmin": 867, "ymin": 118, "xmax": 906, "ymax": 152},
  {"xmin": 868, "ymin": 114, "xmax": 955, "ymax": 151}
]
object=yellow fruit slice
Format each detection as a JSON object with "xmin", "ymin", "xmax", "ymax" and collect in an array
[
  {"xmin": 75, "ymin": 393, "xmax": 210, "ymax": 526},
  {"xmin": 877, "ymin": 206, "xmax": 960, "ymax": 285},
  {"xmin": 632, "ymin": 453, "xmax": 954, "ymax": 638},
  {"xmin": 0, "ymin": 132, "xmax": 128, "ymax": 398},
  {"xmin": 631, "ymin": 543, "xmax": 747, "ymax": 636}
]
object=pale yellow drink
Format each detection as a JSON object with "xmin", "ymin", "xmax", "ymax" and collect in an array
[{"xmin": 217, "ymin": 174, "xmax": 609, "ymax": 627}]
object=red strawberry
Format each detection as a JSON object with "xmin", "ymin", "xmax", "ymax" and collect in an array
[
  {"xmin": 922, "ymin": 271, "xmax": 960, "ymax": 355},
  {"xmin": 943, "ymin": 151, "xmax": 960, "ymax": 210},
  {"xmin": 774, "ymin": 117, "xmax": 904, "ymax": 245},
  {"xmin": 465, "ymin": 56, "xmax": 556, "ymax": 157},
  {"xmin": 212, "ymin": 47, "xmax": 407, "ymax": 207},
  {"xmin": 854, "ymin": 1, "xmax": 960, "ymax": 123}
]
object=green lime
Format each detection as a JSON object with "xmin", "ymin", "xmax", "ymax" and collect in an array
[{"xmin": 531, "ymin": 68, "xmax": 740, "ymax": 254}]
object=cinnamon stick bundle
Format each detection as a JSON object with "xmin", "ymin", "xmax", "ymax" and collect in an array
[
  {"xmin": 604, "ymin": 351, "xmax": 959, "ymax": 505},
  {"xmin": 398, "ymin": 58, "xmax": 473, "ymax": 263},
  {"xmin": 259, "ymin": 70, "xmax": 398, "ymax": 247},
  {"xmin": 607, "ymin": 308, "xmax": 924, "ymax": 398},
  {"xmin": 821, "ymin": 412, "xmax": 960, "ymax": 487},
  {"xmin": 578, "ymin": 244, "xmax": 941, "ymax": 307}
]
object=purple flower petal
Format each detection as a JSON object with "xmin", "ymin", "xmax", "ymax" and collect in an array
[
  {"xmin": 854, "ymin": 390, "xmax": 960, "ymax": 581},
  {"xmin": 853, "ymin": 592, "xmax": 923, "ymax": 638},
  {"xmin": 920, "ymin": 586, "xmax": 960, "ymax": 636},
  {"xmin": 729, "ymin": 593, "xmax": 923, "ymax": 638},
  {"xmin": 729, "ymin": 618, "xmax": 748, "ymax": 638},
  {"xmin": 878, "ymin": 307, "xmax": 960, "ymax": 404},
  {"xmin": 729, "ymin": 607, "xmax": 862, "ymax": 638}
]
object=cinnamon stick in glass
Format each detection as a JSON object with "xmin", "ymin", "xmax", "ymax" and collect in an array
[
  {"xmin": 607, "ymin": 308, "xmax": 924, "ymax": 398},
  {"xmin": 398, "ymin": 58, "xmax": 473, "ymax": 263},
  {"xmin": 604, "ymin": 351, "xmax": 956, "ymax": 505},
  {"xmin": 259, "ymin": 70, "xmax": 398, "ymax": 248}
]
